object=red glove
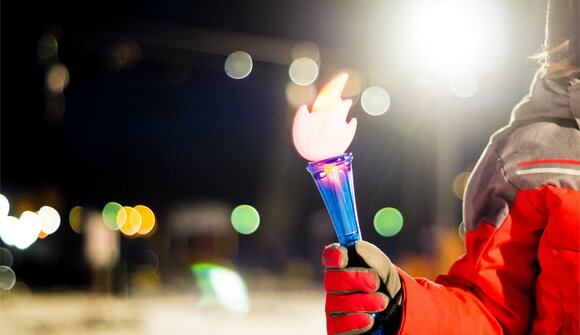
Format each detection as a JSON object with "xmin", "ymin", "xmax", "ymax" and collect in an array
[{"xmin": 323, "ymin": 241, "xmax": 402, "ymax": 335}]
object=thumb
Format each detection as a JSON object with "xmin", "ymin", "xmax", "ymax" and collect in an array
[{"xmin": 354, "ymin": 241, "xmax": 401, "ymax": 300}]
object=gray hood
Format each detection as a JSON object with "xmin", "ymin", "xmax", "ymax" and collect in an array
[{"xmin": 510, "ymin": 70, "xmax": 580, "ymax": 129}]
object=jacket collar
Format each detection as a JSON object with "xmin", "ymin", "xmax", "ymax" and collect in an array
[{"xmin": 510, "ymin": 69, "xmax": 580, "ymax": 129}]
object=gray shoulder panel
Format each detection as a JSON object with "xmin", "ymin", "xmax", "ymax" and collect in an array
[{"xmin": 463, "ymin": 144, "xmax": 518, "ymax": 232}]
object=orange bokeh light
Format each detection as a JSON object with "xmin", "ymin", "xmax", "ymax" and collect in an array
[{"xmin": 135, "ymin": 205, "xmax": 155, "ymax": 236}]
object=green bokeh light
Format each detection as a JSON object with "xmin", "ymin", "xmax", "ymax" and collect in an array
[
  {"xmin": 191, "ymin": 263, "xmax": 250, "ymax": 313},
  {"xmin": 373, "ymin": 207, "xmax": 404, "ymax": 237},
  {"xmin": 231, "ymin": 205, "xmax": 260, "ymax": 235},
  {"xmin": 102, "ymin": 202, "xmax": 122, "ymax": 231}
]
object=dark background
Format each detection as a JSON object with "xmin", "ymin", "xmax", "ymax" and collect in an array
[{"xmin": 1, "ymin": 0, "xmax": 547, "ymax": 289}]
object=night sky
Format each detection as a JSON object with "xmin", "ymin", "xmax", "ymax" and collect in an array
[{"xmin": 2, "ymin": 0, "xmax": 548, "ymax": 287}]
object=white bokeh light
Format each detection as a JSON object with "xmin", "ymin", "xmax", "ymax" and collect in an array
[
  {"xmin": 0, "ymin": 194, "xmax": 9, "ymax": 218},
  {"xmin": 38, "ymin": 206, "xmax": 61, "ymax": 235},
  {"xmin": 289, "ymin": 57, "xmax": 319, "ymax": 86},
  {"xmin": 16, "ymin": 211, "xmax": 42, "ymax": 250},
  {"xmin": 0, "ymin": 213, "xmax": 42, "ymax": 250},
  {"xmin": 209, "ymin": 266, "xmax": 250, "ymax": 313},
  {"xmin": 0, "ymin": 216, "xmax": 19, "ymax": 247},
  {"xmin": 0, "ymin": 266, "xmax": 16, "ymax": 291},
  {"xmin": 224, "ymin": 51, "xmax": 253, "ymax": 79},
  {"xmin": 361, "ymin": 86, "xmax": 391, "ymax": 116}
]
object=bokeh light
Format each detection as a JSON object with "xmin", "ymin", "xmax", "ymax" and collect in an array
[
  {"xmin": 450, "ymin": 73, "xmax": 478, "ymax": 98},
  {"xmin": 231, "ymin": 205, "xmax": 260, "ymax": 235},
  {"xmin": 285, "ymin": 82, "xmax": 317, "ymax": 108},
  {"xmin": 292, "ymin": 41, "xmax": 320, "ymax": 62},
  {"xmin": 452, "ymin": 171, "xmax": 472, "ymax": 199},
  {"xmin": 0, "ymin": 211, "xmax": 42, "ymax": 250},
  {"xmin": 15, "ymin": 211, "xmax": 42, "ymax": 250},
  {"xmin": 38, "ymin": 206, "xmax": 61, "ymax": 235},
  {"xmin": 373, "ymin": 207, "xmax": 404, "ymax": 237},
  {"xmin": 0, "ymin": 194, "xmax": 9, "ymax": 218},
  {"xmin": 69, "ymin": 206, "xmax": 83, "ymax": 234},
  {"xmin": 37, "ymin": 33, "xmax": 58, "ymax": 60},
  {"xmin": 361, "ymin": 87, "xmax": 391, "ymax": 116},
  {"xmin": 458, "ymin": 221, "xmax": 466, "ymax": 241},
  {"xmin": 224, "ymin": 51, "xmax": 253, "ymax": 79},
  {"xmin": 289, "ymin": 57, "xmax": 319, "ymax": 86},
  {"xmin": 135, "ymin": 205, "xmax": 156, "ymax": 236},
  {"xmin": 0, "ymin": 266, "xmax": 16, "ymax": 291},
  {"xmin": 341, "ymin": 69, "xmax": 364, "ymax": 99},
  {"xmin": 102, "ymin": 202, "xmax": 122, "ymax": 231},
  {"xmin": 46, "ymin": 63, "xmax": 69, "ymax": 94},
  {"xmin": 107, "ymin": 40, "xmax": 142, "ymax": 71},
  {"xmin": 0, "ymin": 248, "xmax": 13, "ymax": 267},
  {"xmin": 192, "ymin": 263, "xmax": 250, "ymax": 314},
  {"xmin": 117, "ymin": 206, "xmax": 142, "ymax": 236},
  {"xmin": 0, "ymin": 216, "xmax": 19, "ymax": 247}
]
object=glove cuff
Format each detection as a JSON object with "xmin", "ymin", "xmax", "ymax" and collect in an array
[{"xmin": 376, "ymin": 290, "xmax": 403, "ymax": 335}]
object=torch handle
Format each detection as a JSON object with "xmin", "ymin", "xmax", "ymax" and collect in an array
[{"xmin": 345, "ymin": 246, "xmax": 386, "ymax": 335}]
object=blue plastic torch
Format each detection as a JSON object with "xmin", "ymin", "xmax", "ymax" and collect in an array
[
  {"xmin": 293, "ymin": 73, "xmax": 385, "ymax": 335},
  {"xmin": 306, "ymin": 153, "xmax": 385, "ymax": 335},
  {"xmin": 306, "ymin": 152, "xmax": 361, "ymax": 247}
]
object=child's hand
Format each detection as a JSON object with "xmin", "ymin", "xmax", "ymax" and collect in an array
[{"xmin": 322, "ymin": 241, "xmax": 402, "ymax": 335}]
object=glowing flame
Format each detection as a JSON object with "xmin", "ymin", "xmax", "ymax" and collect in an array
[{"xmin": 292, "ymin": 73, "xmax": 357, "ymax": 162}]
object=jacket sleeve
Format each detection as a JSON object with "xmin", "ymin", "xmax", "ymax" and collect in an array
[{"xmin": 395, "ymin": 144, "xmax": 546, "ymax": 335}]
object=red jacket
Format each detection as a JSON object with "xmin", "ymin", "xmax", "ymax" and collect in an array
[{"xmin": 396, "ymin": 73, "xmax": 580, "ymax": 334}]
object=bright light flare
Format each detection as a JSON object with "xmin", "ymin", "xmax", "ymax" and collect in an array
[
  {"xmin": 408, "ymin": 0, "xmax": 508, "ymax": 73},
  {"xmin": 292, "ymin": 73, "xmax": 357, "ymax": 162},
  {"xmin": 450, "ymin": 73, "xmax": 478, "ymax": 98},
  {"xmin": 192, "ymin": 263, "xmax": 250, "ymax": 314}
]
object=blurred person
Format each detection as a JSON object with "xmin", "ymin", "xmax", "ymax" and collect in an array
[{"xmin": 322, "ymin": 1, "xmax": 580, "ymax": 334}]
